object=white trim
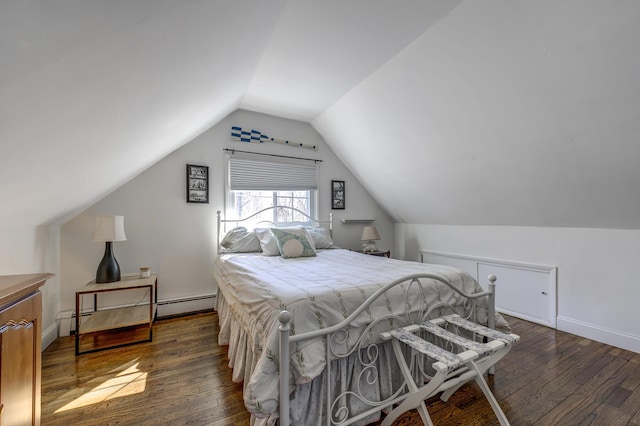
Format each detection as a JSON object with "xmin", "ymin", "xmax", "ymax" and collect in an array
[
  {"xmin": 42, "ymin": 322, "xmax": 59, "ymax": 351},
  {"xmin": 421, "ymin": 250, "xmax": 556, "ymax": 272},
  {"xmin": 557, "ymin": 316, "xmax": 640, "ymax": 354}
]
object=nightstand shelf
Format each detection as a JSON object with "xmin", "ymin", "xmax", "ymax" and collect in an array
[
  {"xmin": 75, "ymin": 274, "xmax": 157, "ymax": 355},
  {"xmin": 79, "ymin": 304, "xmax": 156, "ymax": 334}
]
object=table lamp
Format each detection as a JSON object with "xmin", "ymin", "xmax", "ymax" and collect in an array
[
  {"xmin": 93, "ymin": 215, "xmax": 127, "ymax": 283},
  {"xmin": 360, "ymin": 225, "xmax": 381, "ymax": 252}
]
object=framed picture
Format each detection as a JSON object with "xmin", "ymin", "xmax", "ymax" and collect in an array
[
  {"xmin": 186, "ymin": 164, "xmax": 209, "ymax": 203},
  {"xmin": 331, "ymin": 180, "xmax": 345, "ymax": 210}
]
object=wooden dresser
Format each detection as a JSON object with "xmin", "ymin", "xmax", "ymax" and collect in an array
[{"xmin": 0, "ymin": 273, "xmax": 53, "ymax": 426}]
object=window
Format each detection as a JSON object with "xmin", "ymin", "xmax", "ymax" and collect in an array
[
  {"xmin": 225, "ymin": 153, "xmax": 318, "ymax": 227},
  {"xmin": 230, "ymin": 190, "xmax": 313, "ymax": 223}
]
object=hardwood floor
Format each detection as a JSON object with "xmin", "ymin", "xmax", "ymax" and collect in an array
[{"xmin": 41, "ymin": 312, "xmax": 640, "ymax": 425}]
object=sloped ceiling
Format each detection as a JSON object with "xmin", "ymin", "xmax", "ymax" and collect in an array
[
  {"xmin": 314, "ymin": 1, "xmax": 640, "ymax": 228},
  {"xmin": 2, "ymin": 1, "xmax": 640, "ymax": 230},
  {"xmin": 1, "ymin": 0, "xmax": 284, "ymax": 226},
  {"xmin": 0, "ymin": 0, "xmax": 459, "ymax": 228}
]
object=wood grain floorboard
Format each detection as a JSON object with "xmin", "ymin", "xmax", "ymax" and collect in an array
[{"xmin": 41, "ymin": 312, "xmax": 640, "ymax": 425}]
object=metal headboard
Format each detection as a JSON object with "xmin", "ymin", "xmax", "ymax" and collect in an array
[{"xmin": 216, "ymin": 206, "xmax": 333, "ymax": 253}]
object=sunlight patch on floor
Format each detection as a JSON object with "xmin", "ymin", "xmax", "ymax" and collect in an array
[{"xmin": 55, "ymin": 359, "xmax": 148, "ymax": 413}]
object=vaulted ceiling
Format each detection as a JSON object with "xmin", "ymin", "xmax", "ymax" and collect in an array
[{"xmin": 2, "ymin": 1, "xmax": 640, "ymax": 229}]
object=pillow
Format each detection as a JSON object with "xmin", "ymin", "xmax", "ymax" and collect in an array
[
  {"xmin": 305, "ymin": 227, "xmax": 338, "ymax": 249},
  {"xmin": 219, "ymin": 227, "xmax": 261, "ymax": 253},
  {"xmin": 220, "ymin": 226, "xmax": 246, "ymax": 248},
  {"xmin": 254, "ymin": 228, "xmax": 281, "ymax": 256},
  {"xmin": 271, "ymin": 227, "xmax": 317, "ymax": 259}
]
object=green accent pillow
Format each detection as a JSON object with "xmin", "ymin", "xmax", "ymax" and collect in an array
[{"xmin": 271, "ymin": 228, "xmax": 317, "ymax": 259}]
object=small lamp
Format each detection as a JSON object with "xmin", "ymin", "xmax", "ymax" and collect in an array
[
  {"xmin": 93, "ymin": 215, "xmax": 127, "ymax": 283},
  {"xmin": 360, "ymin": 226, "xmax": 381, "ymax": 253}
]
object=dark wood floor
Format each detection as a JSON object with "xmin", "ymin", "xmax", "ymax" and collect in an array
[{"xmin": 41, "ymin": 312, "xmax": 640, "ymax": 425}]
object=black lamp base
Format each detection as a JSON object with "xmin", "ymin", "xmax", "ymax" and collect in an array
[{"xmin": 96, "ymin": 241, "xmax": 121, "ymax": 283}]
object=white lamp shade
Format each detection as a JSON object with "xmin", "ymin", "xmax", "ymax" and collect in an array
[
  {"xmin": 360, "ymin": 226, "xmax": 381, "ymax": 241},
  {"xmin": 92, "ymin": 216, "xmax": 127, "ymax": 242}
]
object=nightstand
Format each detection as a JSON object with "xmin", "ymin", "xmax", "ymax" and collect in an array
[
  {"xmin": 75, "ymin": 274, "xmax": 157, "ymax": 355},
  {"xmin": 356, "ymin": 250, "xmax": 391, "ymax": 258}
]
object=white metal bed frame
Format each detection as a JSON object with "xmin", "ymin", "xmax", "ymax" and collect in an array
[{"xmin": 215, "ymin": 206, "xmax": 503, "ymax": 425}]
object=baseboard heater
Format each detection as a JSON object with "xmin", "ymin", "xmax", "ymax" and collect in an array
[
  {"xmin": 157, "ymin": 293, "xmax": 216, "ymax": 306},
  {"xmin": 156, "ymin": 293, "xmax": 217, "ymax": 319},
  {"xmin": 420, "ymin": 250, "xmax": 557, "ymax": 328}
]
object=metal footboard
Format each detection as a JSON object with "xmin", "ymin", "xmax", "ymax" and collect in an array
[{"xmin": 278, "ymin": 273, "xmax": 499, "ymax": 426}]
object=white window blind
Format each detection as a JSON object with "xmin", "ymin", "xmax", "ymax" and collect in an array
[{"xmin": 228, "ymin": 155, "xmax": 318, "ymax": 191}]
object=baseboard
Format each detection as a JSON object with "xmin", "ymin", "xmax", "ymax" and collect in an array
[
  {"xmin": 42, "ymin": 322, "xmax": 59, "ymax": 351},
  {"xmin": 557, "ymin": 315, "xmax": 640, "ymax": 354}
]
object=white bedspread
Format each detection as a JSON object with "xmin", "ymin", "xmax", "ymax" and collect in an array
[{"xmin": 213, "ymin": 249, "xmax": 499, "ymax": 421}]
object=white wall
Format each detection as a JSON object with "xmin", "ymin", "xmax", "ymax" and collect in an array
[
  {"xmin": 0, "ymin": 224, "xmax": 61, "ymax": 348},
  {"xmin": 59, "ymin": 110, "xmax": 394, "ymax": 321},
  {"xmin": 315, "ymin": 1, "xmax": 640, "ymax": 230},
  {"xmin": 0, "ymin": 225, "xmax": 47, "ymax": 273},
  {"xmin": 398, "ymin": 223, "xmax": 640, "ymax": 353}
]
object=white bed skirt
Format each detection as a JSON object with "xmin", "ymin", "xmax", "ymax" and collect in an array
[{"xmin": 216, "ymin": 289, "xmax": 406, "ymax": 426}]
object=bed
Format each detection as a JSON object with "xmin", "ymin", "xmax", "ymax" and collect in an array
[{"xmin": 213, "ymin": 207, "xmax": 509, "ymax": 425}]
